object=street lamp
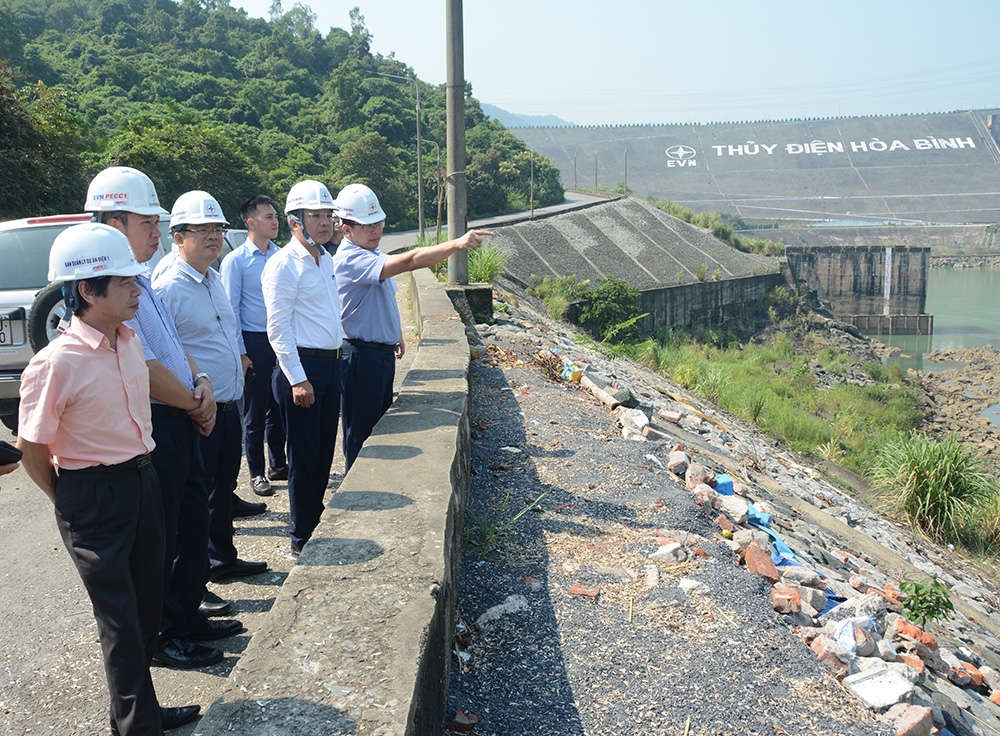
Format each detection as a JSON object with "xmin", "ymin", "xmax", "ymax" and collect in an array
[
  {"xmin": 422, "ymin": 139, "xmax": 443, "ymax": 243},
  {"xmin": 375, "ymin": 71, "xmax": 425, "ymax": 239}
]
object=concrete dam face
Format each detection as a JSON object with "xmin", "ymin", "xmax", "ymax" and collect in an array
[{"xmin": 514, "ymin": 111, "xmax": 1000, "ymax": 226}]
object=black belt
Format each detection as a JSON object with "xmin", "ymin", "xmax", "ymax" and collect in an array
[
  {"xmin": 298, "ymin": 347, "xmax": 342, "ymax": 359},
  {"xmin": 151, "ymin": 404, "xmax": 190, "ymax": 417},
  {"xmin": 217, "ymin": 400, "xmax": 239, "ymax": 412},
  {"xmin": 61, "ymin": 453, "xmax": 152, "ymax": 475},
  {"xmin": 346, "ymin": 338, "xmax": 397, "ymax": 353}
]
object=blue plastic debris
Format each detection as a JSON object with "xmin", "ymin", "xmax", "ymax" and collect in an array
[{"xmin": 715, "ymin": 474, "xmax": 734, "ymax": 496}]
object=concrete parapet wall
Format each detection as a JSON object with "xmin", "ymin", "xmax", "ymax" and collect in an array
[
  {"xmin": 195, "ymin": 268, "xmax": 470, "ymax": 736},
  {"xmin": 635, "ymin": 273, "xmax": 786, "ymax": 331}
]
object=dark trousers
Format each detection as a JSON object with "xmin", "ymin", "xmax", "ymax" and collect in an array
[
  {"xmin": 273, "ymin": 353, "xmax": 341, "ymax": 551},
  {"xmin": 243, "ymin": 331, "xmax": 286, "ymax": 478},
  {"xmin": 341, "ymin": 340, "xmax": 395, "ymax": 473},
  {"xmin": 202, "ymin": 403, "xmax": 243, "ymax": 571},
  {"xmin": 150, "ymin": 411, "xmax": 210, "ymax": 639},
  {"xmin": 55, "ymin": 459, "xmax": 165, "ymax": 736}
]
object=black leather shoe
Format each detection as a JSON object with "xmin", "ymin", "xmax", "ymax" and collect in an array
[
  {"xmin": 151, "ymin": 637, "xmax": 223, "ymax": 669},
  {"xmin": 231, "ymin": 493, "xmax": 267, "ymax": 517},
  {"xmin": 210, "ymin": 558, "xmax": 268, "ymax": 582},
  {"xmin": 161, "ymin": 704, "xmax": 201, "ymax": 730},
  {"xmin": 109, "ymin": 704, "xmax": 200, "ymax": 736},
  {"xmin": 198, "ymin": 590, "xmax": 232, "ymax": 617},
  {"xmin": 267, "ymin": 465, "xmax": 288, "ymax": 481},
  {"xmin": 186, "ymin": 617, "xmax": 243, "ymax": 641}
]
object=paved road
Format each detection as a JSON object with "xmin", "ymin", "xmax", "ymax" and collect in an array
[{"xmin": 0, "ymin": 274, "xmax": 422, "ymax": 736}]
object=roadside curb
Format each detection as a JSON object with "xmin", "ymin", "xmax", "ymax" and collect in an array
[{"xmin": 195, "ymin": 268, "xmax": 470, "ymax": 736}]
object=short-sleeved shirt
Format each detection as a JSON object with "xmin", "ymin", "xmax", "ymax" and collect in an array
[
  {"xmin": 220, "ymin": 240, "xmax": 280, "ymax": 333},
  {"xmin": 332, "ymin": 239, "xmax": 401, "ymax": 345},
  {"xmin": 153, "ymin": 259, "xmax": 245, "ymax": 403},
  {"xmin": 19, "ymin": 317, "xmax": 155, "ymax": 470},
  {"xmin": 125, "ymin": 273, "xmax": 193, "ymax": 403},
  {"xmin": 261, "ymin": 239, "xmax": 344, "ymax": 386}
]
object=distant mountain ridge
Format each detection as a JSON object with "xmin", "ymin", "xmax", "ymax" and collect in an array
[{"xmin": 481, "ymin": 103, "xmax": 575, "ymax": 128}]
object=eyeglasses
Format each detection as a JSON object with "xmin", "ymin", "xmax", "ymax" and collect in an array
[
  {"xmin": 304, "ymin": 211, "xmax": 337, "ymax": 222},
  {"xmin": 361, "ymin": 220, "xmax": 385, "ymax": 232},
  {"xmin": 184, "ymin": 226, "xmax": 226, "ymax": 237}
]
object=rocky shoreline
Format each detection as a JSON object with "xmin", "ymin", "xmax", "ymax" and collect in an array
[{"xmin": 931, "ymin": 255, "xmax": 1000, "ymax": 268}]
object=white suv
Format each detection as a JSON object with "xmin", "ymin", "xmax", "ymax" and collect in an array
[{"xmin": 0, "ymin": 213, "xmax": 246, "ymax": 431}]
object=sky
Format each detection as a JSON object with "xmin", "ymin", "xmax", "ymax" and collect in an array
[{"xmin": 233, "ymin": 0, "xmax": 1000, "ymax": 126}]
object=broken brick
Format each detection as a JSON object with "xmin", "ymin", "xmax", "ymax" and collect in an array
[
  {"xmin": 771, "ymin": 583, "xmax": 802, "ymax": 614},
  {"xmin": 881, "ymin": 703, "xmax": 933, "ymax": 736},
  {"xmin": 960, "ymin": 660, "xmax": 984, "ymax": 687},
  {"xmin": 898, "ymin": 654, "xmax": 925, "ymax": 676},
  {"xmin": 744, "ymin": 540, "xmax": 779, "ymax": 584},
  {"xmin": 659, "ymin": 409, "xmax": 683, "ymax": 424},
  {"xmin": 895, "ymin": 620, "xmax": 938, "ymax": 650},
  {"xmin": 568, "ymin": 583, "xmax": 600, "ymax": 599},
  {"xmin": 715, "ymin": 514, "xmax": 736, "ymax": 533}
]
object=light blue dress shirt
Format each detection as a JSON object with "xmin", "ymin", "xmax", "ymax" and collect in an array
[
  {"xmin": 332, "ymin": 239, "xmax": 401, "ymax": 345},
  {"xmin": 152, "ymin": 259, "xmax": 245, "ymax": 403},
  {"xmin": 126, "ymin": 274, "xmax": 193, "ymax": 404},
  {"xmin": 220, "ymin": 240, "xmax": 279, "ymax": 332}
]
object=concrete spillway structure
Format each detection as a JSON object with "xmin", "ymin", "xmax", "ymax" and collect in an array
[
  {"xmin": 784, "ymin": 245, "xmax": 932, "ymax": 335},
  {"xmin": 492, "ymin": 198, "xmax": 784, "ymax": 331},
  {"xmin": 493, "ymin": 198, "xmax": 930, "ymax": 335}
]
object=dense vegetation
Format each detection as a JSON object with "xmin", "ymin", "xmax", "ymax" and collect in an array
[{"xmin": 0, "ymin": 0, "xmax": 564, "ymax": 228}]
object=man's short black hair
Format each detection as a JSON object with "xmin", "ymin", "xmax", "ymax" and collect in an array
[
  {"xmin": 241, "ymin": 195, "xmax": 275, "ymax": 226},
  {"xmin": 72, "ymin": 276, "xmax": 112, "ymax": 316},
  {"xmin": 98, "ymin": 211, "xmax": 130, "ymax": 226}
]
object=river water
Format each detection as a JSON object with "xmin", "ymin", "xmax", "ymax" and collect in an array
[{"xmin": 873, "ymin": 266, "xmax": 1000, "ymax": 373}]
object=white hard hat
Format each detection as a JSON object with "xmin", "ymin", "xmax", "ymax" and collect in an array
[
  {"xmin": 334, "ymin": 183, "xmax": 385, "ymax": 225},
  {"xmin": 284, "ymin": 180, "xmax": 336, "ymax": 214},
  {"xmin": 48, "ymin": 223, "xmax": 149, "ymax": 282},
  {"xmin": 170, "ymin": 190, "xmax": 229, "ymax": 229},
  {"xmin": 85, "ymin": 166, "xmax": 168, "ymax": 216}
]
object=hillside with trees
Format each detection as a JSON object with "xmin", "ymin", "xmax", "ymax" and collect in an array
[{"xmin": 0, "ymin": 0, "xmax": 564, "ymax": 227}]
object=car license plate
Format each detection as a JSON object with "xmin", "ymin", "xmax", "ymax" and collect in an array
[{"xmin": 0, "ymin": 314, "xmax": 26, "ymax": 347}]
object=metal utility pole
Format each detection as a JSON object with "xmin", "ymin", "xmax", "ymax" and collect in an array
[
  {"xmin": 446, "ymin": 0, "xmax": 468, "ymax": 285},
  {"xmin": 375, "ymin": 71, "xmax": 424, "ymax": 239},
  {"xmin": 624, "ymin": 148, "xmax": 628, "ymax": 195},
  {"xmin": 529, "ymin": 151, "xmax": 534, "ymax": 219},
  {"xmin": 415, "ymin": 82, "xmax": 424, "ymax": 240}
]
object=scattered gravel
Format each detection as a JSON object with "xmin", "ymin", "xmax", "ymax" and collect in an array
[{"xmin": 446, "ymin": 294, "xmax": 891, "ymax": 735}]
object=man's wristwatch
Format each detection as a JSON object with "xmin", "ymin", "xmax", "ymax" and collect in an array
[{"xmin": 193, "ymin": 372, "xmax": 212, "ymax": 385}]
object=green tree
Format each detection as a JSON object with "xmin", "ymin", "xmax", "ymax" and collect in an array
[
  {"xmin": 578, "ymin": 275, "xmax": 643, "ymax": 343},
  {"xmin": 0, "ymin": 63, "xmax": 86, "ymax": 218},
  {"xmin": 98, "ymin": 120, "xmax": 270, "ymax": 221}
]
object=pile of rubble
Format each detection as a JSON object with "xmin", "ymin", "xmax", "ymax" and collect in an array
[{"xmin": 595, "ymin": 383, "xmax": 1000, "ymax": 736}]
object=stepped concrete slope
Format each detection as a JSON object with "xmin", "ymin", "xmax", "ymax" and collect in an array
[
  {"xmin": 492, "ymin": 198, "xmax": 772, "ymax": 290},
  {"xmin": 515, "ymin": 111, "xmax": 1000, "ymax": 224}
]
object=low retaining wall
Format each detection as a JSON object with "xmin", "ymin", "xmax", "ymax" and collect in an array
[
  {"xmin": 196, "ymin": 268, "xmax": 471, "ymax": 736},
  {"xmin": 637, "ymin": 273, "xmax": 786, "ymax": 331}
]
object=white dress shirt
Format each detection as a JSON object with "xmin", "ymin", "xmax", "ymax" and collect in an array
[{"xmin": 261, "ymin": 238, "xmax": 344, "ymax": 386}]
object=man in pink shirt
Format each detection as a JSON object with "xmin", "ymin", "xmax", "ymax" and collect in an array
[{"xmin": 17, "ymin": 224, "xmax": 199, "ymax": 735}]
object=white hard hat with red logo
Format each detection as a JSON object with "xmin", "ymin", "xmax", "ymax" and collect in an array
[
  {"xmin": 284, "ymin": 180, "xmax": 336, "ymax": 213},
  {"xmin": 169, "ymin": 190, "xmax": 229, "ymax": 229},
  {"xmin": 48, "ymin": 223, "xmax": 149, "ymax": 282},
  {"xmin": 334, "ymin": 183, "xmax": 385, "ymax": 225},
  {"xmin": 85, "ymin": 166, "xmax": 168, "ymax": 216}
]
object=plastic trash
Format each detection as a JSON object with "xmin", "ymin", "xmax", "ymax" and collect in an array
[{"xmin": 715, "ymin": 474, "xmax": 734, "ymax": 496}]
